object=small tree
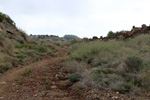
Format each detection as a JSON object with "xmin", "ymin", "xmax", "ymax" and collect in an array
[
  {"xmin": 0, "ymin": 12, "xmax": 15, "ymax": 26},
  {"xmin": 0, "ymin": 12, "xmax": 5, "ymax": 22},
  {"xmin": 107, "ymin": 31, "xmax": 115, "ymax": 39}
]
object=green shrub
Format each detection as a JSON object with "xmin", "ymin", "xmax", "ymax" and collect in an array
[
  {"xmin": 71, "ymin": 39, "xmax": 78, "ymax": 44},
  {"xmin": 86, "ymin": 57, "xmax": 94, "ymax": 64},
  {"xmin": 140, "ymin": 72, "xmax": 150, "ymax": 90},
  {"xmin": 45, "ymin": 79, "xmax": 50, "ymax": 90},
  {"xmin": 124, "ymin": 74, "xmax": 143, "ymax": 87},
  {"xmin": 15, "ymin": 51, "xmax": 25, "ymax": 59},
  {"xmin": 107, "ymin": 31, "xmax": 116, "ymax": 39},
  {"xmin": 63, "ymin": 61, "xmax": 86, "ymax": 73},
  {"xmin": 115, "ymin": 82, "xmax": 134, "ymax": 93},
  {"xmin": 0, "ymin": 12, "xmax": 5, "ymax": 22},
  {"xmin": 15, "ymin": 44, "xmax": 33, "ymax": 49},
  {"xmin": 96, "ymin": 69, "xmax": 108, "ymax": 74},
  {"xmin": 94, "ymin": 60, "xmax": 108, "ymax": 67},
  {"xmin": 2, "ymin": 66, "xmax": 10, "ymax": 71},
  {"xmin": 37, "ymin": 46, "xmax": 48, "ymax": 53},
  {"xmin": 92, "ymin": 69, "xmax": 108, "ymax": 84},
  {"xmin": 68, "ymin": 73, "xmax": 82, "ymax": 84},
  {"xmin": 18, "ymin": 59, "xmax": 24, "ymax": 65},
  {"xmin": 106, "ymin": 62, "xmax": 120, "ymax": 68},
  {"xmin": 19, "ymin": 30, "xmax": 27, "ymax": 41},
  {"xmin": 18, "ymin": 40, "xmax": 24, "ymax": 44},
  {"xmin": 124, "ymin": 55, "xmax": 144, "ymax": 73},
  {"xmin": 4, "ymin": 14, "xmax": 15, "ymax": 26}
]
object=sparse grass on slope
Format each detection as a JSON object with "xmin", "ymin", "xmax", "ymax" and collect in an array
[{"xmin": 0, "ymin": 13, "xmax": 55, "ymax": 73}]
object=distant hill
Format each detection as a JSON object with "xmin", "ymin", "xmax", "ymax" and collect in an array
[
  {"xmin": 30, "ymin": 34, "xmax": 65, "ymax": 41},
  {"xmin": 63, "ymin": 35, "xmax": 80, "ymax": 40},
  {"xmin": 29, "ymin": 34, "xmax": 80, "ymax": 41}
]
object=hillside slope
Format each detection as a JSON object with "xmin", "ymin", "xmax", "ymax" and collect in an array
[
  {"xmin": 0, "ymin": 12, "xmax": 53, "ymax": 74},
  {"xmin": 64, "ymin": 34, "xmax": 150, "ymax": 99}
]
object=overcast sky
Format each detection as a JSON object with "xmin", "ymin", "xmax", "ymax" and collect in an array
[{"xmin": 0, "ymin": 0, "xmax": 150, "ymax": 38}]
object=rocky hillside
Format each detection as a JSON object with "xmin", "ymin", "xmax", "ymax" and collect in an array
[{"xmin": 88, "ymin": 24, "xmax": 150, "ymax": 41}]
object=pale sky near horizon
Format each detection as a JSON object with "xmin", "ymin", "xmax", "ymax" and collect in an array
[{"xmin": 0, "ymin": 0, "xmax": 150, "ymax": 38}]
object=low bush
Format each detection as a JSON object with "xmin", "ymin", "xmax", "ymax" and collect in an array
[
  {"xmin": 92, "ymin": 69, "xmax": 108, "ymax": 85},
  {"xmin": 124, "ymin": 55, "xmax": 144, "ymax": 73},
  {"xmin": 2, "ymin": 66, "xmax": 10, "ymax": 71},
  {"xmin": 68, "ymin": 73, "xmax": 82, "ymax": 85},
  {"xmin": 96, "ymin": 69, "xmax": 108, "ymax": 74},
  {"xmin": 37, "ymin": 46, "xmax": 48, "ymax": 53},
  {"xmin": 18, "ymin": 59, "xmax": 24, "ymax": 65},
  {"xmin": 140, "ymin": 72, "xmax": 150, "ymax": 90},
  {"xmin": 15, "ymin": 44, "xmax": 34, "ymax": 49},
  {"xmin": 106, "ymin": 62, "xmax": 120, "ymax": 68},
  {"xmin": 92, "ymin": 57, "xmax": 109, "ymax": 67},
  {"xmin": 19, "ymin": 30, "xmax": 27, "ymax": 41},
  {"xmin": 115, "ymin": 82, "xmax": 134, "ymax": 93},
  {"xmin": 63, "ymin": 61, "xmax": 86, "ymax": 73},
  {"xmin": 0, "ymin": 12, "xmax": 5, "ymax": 22}
]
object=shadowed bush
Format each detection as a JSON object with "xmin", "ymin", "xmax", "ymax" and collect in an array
[
  {"xmin": 68, "ymin": 73, "xmax": 82, "ymax": 86},
  {"xmin": 124, "ymin": 55, "xmax": 143, "ymax": 73},
  {"xmin": 115, "ymin": 82, "xmax": 134, "ymax": 93}
]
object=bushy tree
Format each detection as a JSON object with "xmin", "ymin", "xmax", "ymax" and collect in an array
[
  {"xmin": 0, "ymin": 12, "xmax": 5, "ymax": 22},
  {"xmin": 107, "ymin": 31, "xmax": 115, "ymax": 39},
  {"xmin": 0, "ymin": 12, "xmax": 15, "ymax": 26}
]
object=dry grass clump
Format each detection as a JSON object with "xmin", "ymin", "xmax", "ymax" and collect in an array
[
  {"xmin": 0, "ymin": 53, "xmax": 12, "ymax": 73},
  {"xmin": 63, "ymin": 61, "xmax": 86, "ymax": 74}
]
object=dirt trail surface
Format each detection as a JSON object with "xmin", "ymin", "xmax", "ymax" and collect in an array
[
  {"xmin": 0, "ymin": 57, "xmax": 52, "ymax": 96},
  {"xmin": 0, "ymin": 47, "xmax": 81, "ymax": 100}
]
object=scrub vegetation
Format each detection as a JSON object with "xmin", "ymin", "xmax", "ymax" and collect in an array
[{"xmin": 64, "ymin": 34, "xmax": 150, "ymax": 93}]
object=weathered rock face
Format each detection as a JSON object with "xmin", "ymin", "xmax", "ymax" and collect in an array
[
  {"xmin": 103, "ymin": 24, "xmax": 150, "ymax": 40},
  {"xmin": 120, "ymin": 24, "xmax": 150, "ymax": 39},
  {"xmin": 92, "ymin": 36, "xmax": 99, "ymax": 40},
  {"xmin": 85, "ymin": 24, "xmax": 150, "ymax": 41}
]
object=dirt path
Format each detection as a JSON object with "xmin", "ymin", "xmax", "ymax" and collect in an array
[
  {"xmin": 0, "ymin": 46, "xmax": 82, "ymax": 100},
  {"xmin": 0, "ymin": 57, "xmax": 52, "ymax": 97}
]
